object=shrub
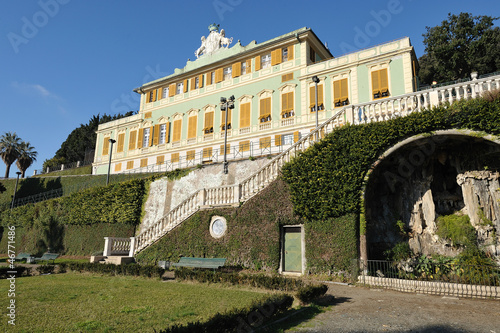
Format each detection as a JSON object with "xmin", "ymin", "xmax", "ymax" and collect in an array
[
  {"xmin": 36, "ymin": 264, "xmax": 55, "ymax": 275},
  {"xmin": 68, "ymin": 262, "xmax": 164, "ymax": 279},
  {"xmin": 0, "ymin": 266, "xmax": 31, "ymax": 279},
  {"xmin": 436, "ymin": 213, "xmax": 477, "ymax": 247},
  {"xmin": 385, "ymin": 242, "xmax": 412, "ymax": 261},
  {"xmin": 296, "ymin": 284, "xmax": 329, "ymax": 304}
]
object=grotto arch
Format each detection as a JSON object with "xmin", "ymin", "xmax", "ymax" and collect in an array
[{"xmin": 361, "ymin": 130, "xmax": 500, "ymax": 262}]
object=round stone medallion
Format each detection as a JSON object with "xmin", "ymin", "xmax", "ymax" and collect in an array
[{"xmin": 210, "ymin": 216, "xmax": 227, "ymax": 239}]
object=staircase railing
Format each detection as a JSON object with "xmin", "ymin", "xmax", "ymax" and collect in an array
[{"xmin": 125, "ymin": 73, "xmax": 500, "ymax": 255}]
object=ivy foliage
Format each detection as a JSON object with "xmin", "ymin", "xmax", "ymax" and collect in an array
[{"xmin": 282, "ymin": 96, "xmax": 500, "ymax": 223}]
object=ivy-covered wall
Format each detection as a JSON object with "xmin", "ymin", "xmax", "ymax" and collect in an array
[
  {"xmin": 136, "ymin": 179, "xmax": 358, "ymax": 272},
  {"xmin": 281, "ymin": 96, "xmax": 500, "ymax": 230}
]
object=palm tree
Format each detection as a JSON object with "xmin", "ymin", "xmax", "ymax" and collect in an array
[
  {"xmin": 16, "ymin": 141, "xmax": 38, "ymax": 178},
  {"xmin": 0, "ymin": 132, "xmax": 21, "ymax": 178}
]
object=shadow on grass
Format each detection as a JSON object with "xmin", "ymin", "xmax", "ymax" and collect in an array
[{"xmin": 257, "ymin": 296, "xmax": 351, "ymax": 332}]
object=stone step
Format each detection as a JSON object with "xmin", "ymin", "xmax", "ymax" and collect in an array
[{"xmin": 102, "ymin": 256, "xmax": 135, "ymax": 265}]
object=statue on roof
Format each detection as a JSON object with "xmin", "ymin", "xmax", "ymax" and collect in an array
[{"xmin": 195, "ymin": 24, "xmax": 233, "ymax": 59}]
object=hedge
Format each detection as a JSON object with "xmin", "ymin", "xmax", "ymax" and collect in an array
[{"xmin": 68, "ymin": 262, "xmax": 165, "ymax": 279}]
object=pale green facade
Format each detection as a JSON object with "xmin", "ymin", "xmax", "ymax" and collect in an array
[{"xmin": 93, "ymin": 27, "xmax": 417, "ymax": 175}]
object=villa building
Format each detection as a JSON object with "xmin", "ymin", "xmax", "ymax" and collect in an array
[{"xmin": 92, "ymin": 26, "xmax": 418, "ymax": 175}]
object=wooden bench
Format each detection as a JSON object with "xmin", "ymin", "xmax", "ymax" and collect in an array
[
  {"xmin": 33, "ymin": 253, "xmax": 59, "ymax": 264},
  {"xmin": 171, "ymin": 257, "xmax": 226, "ymax": 269}
]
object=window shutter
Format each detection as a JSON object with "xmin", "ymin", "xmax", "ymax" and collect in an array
[
  {"xmin": 115, "ymin": 163, "xmax": 122, "ymax": 172},
  {"xmin": 102, "ymin": 137, "xmax": 110, "ymax": 155},
  {"xmin": 372, "ymin": 70, "xmax": 380, "ymax": 95},
  {"xmin": 207, "ymin": 72, "xmax": 212, "ymax": 85},
  {"xmin": 146, "ymin": 92, "xmax": 151, "ymax": 103},
  {"xmin": 153, "ymin": 124, "xmax": 160, "ymax": 145},
  {"xmin": 271, "ymin": 49, "xmax": 281, "ymax": 66},
  {"xmin": 183, "ymin": 79, "xmax": 188, "ymax": 93},
  {"xmin": 156, "ymin": 155, "xmax": 165, "ymax": 165},
  {"xmin": 198, "ymin": 74, "xmax": 204, "ymax": 88},
  {"xmin": 140, "ymin": 158, "xmax": 148, "ymax": 167},
  {"xmin": 340, "ymin": 79, "xmax": 348, "ymax": 100},
  {"xmin": 275, "ymin": 135, "xmax": 282, "ymax": 146},
  {"xmin": 293, "ymin": 131, "xmax": 300, "ymax": 143},
  {"xmin": 204, "ymin": 111, "xmax": 214, "ymax": 131},
  {"xmin": 215, "ymin": 68, "xmax": 223, "ymax": 83},
  {"xmin": 188, "ymin": 116, "xmax": 197, "ymax": 139},
  {"xmin": 240, "ymin": 103, "xmax": 250, "ymax": 128},
  {"xmin": 127, "ymin": 161, "xmax": 134, "ymax": 170},
  {"xmin": 169, "ymin": 83, "xmax": 176, "ymax": 97},
  {"xmin": 380, "ymin": 68, "xmax": 388, "ymax": 91},
  {"xmin": 255, "ymin": 55, "xmax": 261, "ymax": 71},
  {"xmin": 245, "ymin": 59, "xmax": 252, "ymax": 73},
  {"xmin": 232, "ymin": 62, "xmax": 241, "ymax": 78},
  {"xmin": 309, "ymin": 86, "xmax": 315, "ymax": 107},
  {"xmin": 318, "ymin": 84, "xmax": 324, "ymax": 105},
  {"xmin": 288, "ymin": 44, "xmax": 294, "ymax": 60},
  {"xmin": 148, "ymin": 126, "xmax": 153, "ymax": 146},
  {"xmin": 259, "ymin": 97, "xmax": 271, "ymax": 118},
  {"xmin": 117, "ymin": 133, "xmax": 125, "ymax": 152},
  {"xmin": 220, "ymin": 144, "xmax": 230, "ymax": 155},
  {"xmin": 158, "ymin": 88, "xmax": 163, "ymax": 100},
  {"xmin": 333, "ymin": 80, "xmax": 341, "ymax": 102},
  {"xmin": 128, "ymin": 130, "xmax": 137, "ymax": 150},
  {"xmin": 190, "ymin": 77, "xmax": 196, "ymax": 91},
  {"xmin": 137, "ymin": 128, "xmax": 144, "ymax": 148},
  {"xmin": 171, "ymin": 152, "xmax": 179, "ymax": 163},
  {"xmin": 173, "ymin": 119, "xmax": 181, "ymax": 142}
]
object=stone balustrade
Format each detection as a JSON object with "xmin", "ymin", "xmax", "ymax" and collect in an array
[
  {"xmin": 109, "ymin": 73, "xmax": 500, "ymax": 256},
  {"xmin": 103, "ymin": 237, "xmax": 135, "ymax": 257}
]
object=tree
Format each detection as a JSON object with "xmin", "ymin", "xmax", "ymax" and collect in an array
[
  {"xmin": 0, "ymin": 132, "xmax": 21, "ymax": 178},
  {"xmin": 418, "ymin": 13, "xmax": 500, "ymax": 85},
  {"xmin": 16, "ymin": 141, "xmax": 38, "ymax": 178}
]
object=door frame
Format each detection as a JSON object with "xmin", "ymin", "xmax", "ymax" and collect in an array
[{"xmin": 279, "ymin": 225, "xmax": 306, "ymax": 275}]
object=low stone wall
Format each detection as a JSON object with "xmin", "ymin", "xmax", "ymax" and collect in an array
[{"xmin": 359, "ymin": 275, "xmax": 500, "ymax": 299}]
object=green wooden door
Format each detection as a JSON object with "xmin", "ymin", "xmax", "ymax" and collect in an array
[{"xmin": 284, "ymin": 228, "xmax": 302, "ymax": 272}]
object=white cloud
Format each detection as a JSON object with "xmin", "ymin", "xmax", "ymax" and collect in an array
[{"xmin": 11, "ymin": 81, "xmax": 60, "ymax": 100}]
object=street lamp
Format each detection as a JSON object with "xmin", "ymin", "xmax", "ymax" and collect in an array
[
  {"xmin": 10, "ymin": 171, "xmax": 22, "ymax": 209},
  {"xmin": 220, "ymin": 95, "xmax": 234, "ymax": 174},
  {"xmin": 312, "ymin": 75, "xmax": 320, "ymax": 140},
  {"xmin": 106, "ymin": 138, "xmax": 116, "ymax": 185}
]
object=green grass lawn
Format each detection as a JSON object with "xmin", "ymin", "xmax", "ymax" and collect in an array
[{"xmin": 0, "ymin": 273, "xmax": 271, "ymax": 332}]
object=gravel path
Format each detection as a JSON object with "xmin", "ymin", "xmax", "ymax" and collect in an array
[{"xmin": 288, "ymin": 282, "xmax": 500, "ymax": 333}]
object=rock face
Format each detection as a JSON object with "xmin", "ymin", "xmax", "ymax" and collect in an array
[
  {"xmin": 365, "ymin": 134, "xmax": 500, "ymax": 261},
  {"xmin": 139, "ymin": 158, "xmax": 270, "ymax": 233}
]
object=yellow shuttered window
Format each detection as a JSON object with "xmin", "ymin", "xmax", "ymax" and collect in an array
[
  {"xmin": 207, "ymin": 71, "xmax": 213, "ymax": 85},
  {"xmin": 275, "ymin": 135, "xmax": 282, "ymax": 146},
  {"xmin": 232, "ymin": 62, "xmax": 241, "ymax": 78},
  {"xmin": 281, "ymin": 92, "xmax": 294, "ymax": 118},
  {"xmin": 169, "ymin": 83, "xmax": 176, "ymax": 97},
  {"xmin": 220, "ymin": 143, "xmax": 230, "ymax": 155},
  {"xmin": 137, "ymin": 128, "xmax": 144, "ymax": 148},
  {"xmin": 271, "ymin": 49, "xmax": 282, "ymax": 66},
  {"xmin": 187, "ymin": 116, "xmax": 197, "ymax": 139},
  {"xmin": 281, "ymin": 73, "xmax": 293, "ymax": 82},
  {"xmin": 259, "ymin": 137, "xmax": 271, "ymax": 149},
  {"xmin": 203, "ymin": 147, "xmax": 212, "ymax": 159},
  {"xmin": 288, "ymin": 44, "xmax": 294, "ymax": 60},
  {"xmin": 186, "ymin": 150, "xmax": 195, "ymax": 160},
  {"xmin": 239, "ymin": 140, "xmax": 250, "ymax": 152},
  {"xmin": 114, "ymin": 163, "xmax": 122, "ymax": 172},
  {"xmin": 254, "ymin": 55, "xmax": 261, "ymax": 71},
  {"xmin": 215, "ymin": 68, "xmax": 223, "ymax": 83},
  {"xmin": 140, "ymin": 158, "xmax": 148, "ymax": 167},
  {"xmin": 198, "ymin": 74, "xmax": 204, "ymax": 88},
  {"xmin": 371, "ymin": 68, "xmax": 389, "ymax": 99},
  {"xmin": 117, "ymin": 133, "xmax": 125, "ymax": 152},
  {"xmin": 158, "ymin": 88, "xmax": 163, "ymax": 100},
  {"xmin": 239, "ymin": 103, "xmax": 250, "ymax": 128},
  {"xmin": 156, "ymin": 155, "xmax": 165, "ymax": 165},
  {"xmin": 128, "ymin": 131, "xmax": 137, "ymax": 150},
  {"xmin": 333, "ymin": 78, "xmax": 349, "ymax": 107},
  {"xmin": 309, "ymin": 84, "xmax": 324, "ymax": 112},
  {"xmin": 259, "ymin": 97, "xmax": 271, "ymax": 122},
  {"xmin": 204, "ymin": 112, "xmax": 214, "ymax": 134},
  {"xmin": 102, "ymin": 137, "xmax": 110, "ymax": 155},
  {"xmin": 190, "ymin": 77, "xmax": 196, "ymax": 91},
  {"xmin": 171, "ymin": 153, "xmax": 179, "ymax": 163},
  {"xmin": 172, "ymin": 119, "xmax": 182, "ymax": 142},
  {"xmin": 221, "ymin": 109, "xmax": 231, "ymax": 130},
  {"xmin": 183, "ymin": 79, "xmax": 188, "ymax": 93},
  {"xmin": 126, "ymin": 161, "xmax": 134, "ymax": 170},
  {"xmin": 293, "ymin": 131, "xmax": 300, "ymax": 143},
  {"xmin": 153, "ymin": 124, "xmax": 160, "ymax": 145}
]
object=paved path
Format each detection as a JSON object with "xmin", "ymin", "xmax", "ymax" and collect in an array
[{"xmin": 288, "ymin": 282, "xmax": 500, "ymax": 333}]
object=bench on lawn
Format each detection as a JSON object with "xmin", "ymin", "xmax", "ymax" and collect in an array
[
  {"xmin": 33, "ymin": 253, "xmax": 59, "ymax": 264},
  {"xmin": 171, "ymin": 257, "xmax": 226, "ymax": 269},
  {"xmin": 14, "ymin": 253, "xmax": 32, "ymax": 262}
]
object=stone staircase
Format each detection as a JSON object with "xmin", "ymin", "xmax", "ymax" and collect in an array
[{"xmin": 103, "ymin": 73, "xmax": 500, "ymax": 258}]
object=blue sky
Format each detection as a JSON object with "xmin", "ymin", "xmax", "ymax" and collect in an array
[{"xmin": 1, "ymin": 0, "xmax": 499, "ymax": 178}]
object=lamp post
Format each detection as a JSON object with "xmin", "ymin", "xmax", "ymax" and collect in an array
[
  {"xmin": 10, "ymin": 171, "xmax": 22, "ymax": 209},
  {"xmin": 312, "ymin": 75, "xmax": 320, "ymax": 140},
  {"xmin": 220, "ymin": 95, "xmax": 234, "ymax": 174},
  {"xmin": 106, "ymin": 138, "xmax": 116, "ymax": 185}
]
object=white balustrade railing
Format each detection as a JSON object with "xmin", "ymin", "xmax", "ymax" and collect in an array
[{"xmin": 110, "ymin": 73, "xmax": 500, "ymax": 256}]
